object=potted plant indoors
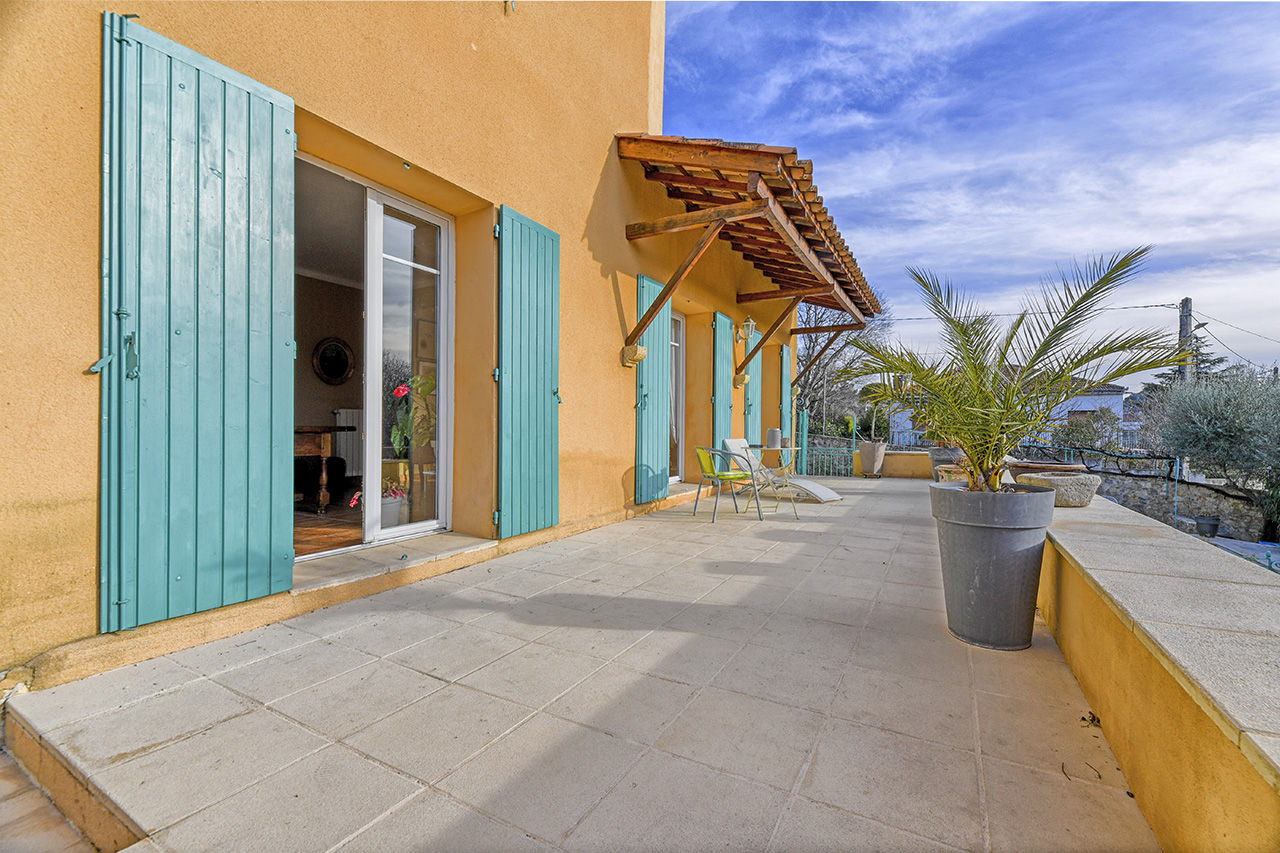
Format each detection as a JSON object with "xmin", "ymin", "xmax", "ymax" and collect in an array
[{"xmin": 845, "ymin": 247, "xmax": 1185, "ymax": 649}]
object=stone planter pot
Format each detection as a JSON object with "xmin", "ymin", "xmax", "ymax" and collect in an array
[
  {"xmin": 857, "ymin": 441, "xmax": 887, "ymax": 477},
  {"xmin": 930, "ymin": 482, "xmax": 1056, "ymax": 650},
  {"xmin": 927, "ymin": 446, "xmax": 963, "ymax": 481},
  {"xmin": 1006, "ymin": 460, "xmax": 1088, "ymax": 480},
  {"xmin": 1014, "ymin": 473, "xmax": 1102, "ymax": 507}
]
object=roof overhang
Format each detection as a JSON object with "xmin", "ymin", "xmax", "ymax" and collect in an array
[{"xmin": 617, "ymin": 133, "xmax": 880, "ymax": 319}]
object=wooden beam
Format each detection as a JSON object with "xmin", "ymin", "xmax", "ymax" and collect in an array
[
  {"xmin": 736, "ymin": 295, "xmax": 802, "ymax": 375},
  {"xmin": 747, "ymin": 174, "xmax": 866, "ymax": 325},
  {"xmin": 624, "ymin": 220, "xmax": 725, "ymax": 348},
  {"xmin": 618, "ymin": 135, "xmax": 786, "ymax": 176},
  {"xmin": 794, "ymin": 332, "xmax": 842, "ymax": 385},
  {"xmin": 737, "ymin": 286, "xmax": 829, "ymax": 304},
  {"xmin": 626, "ymin": 199, "xmax": 766, "ymax": 240},
  {"xmin": 790, "ymin": 323, "xmax": 866, "ymax": 335}
]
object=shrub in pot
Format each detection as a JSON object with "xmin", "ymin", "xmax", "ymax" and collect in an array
[{"xmin": 844, "ymin": 247, "xmax": 1185, "ymax": 649}]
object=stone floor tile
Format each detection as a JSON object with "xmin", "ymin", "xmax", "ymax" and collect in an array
[
  {"xmin": 969, "ymin": 622, "xmax": 1081, "ymax": 701},
  {"xmin": 664, "ymin": 602, "xmax": 772, "ymax": 643},
  {"xmin": 439, "ymin": 713, "xmax": 644, "ymax": 843},
  {"xmin": 877, "ymin": 580, "xmax": 948, "ymax": 612},
  {"xmin": 89, "ymin": 709, "xmax": 326, "ymax": 832},
  {"xmin": 268, "ymin": 660, "xmax": 445, "ymax": 739},
  {"xmin": 984, "ymin": 757, "xmax": 1158, "ymax": 852},
  {"xmin": 328, "ymin": 609, "xmax": 456, "ymax": 656},
  {"xmin": 530, "ymin": 576, "xmax": 630, "ymax": 607},
  {"xmin": 0, "ymin": 752, "xmax": 30, "ymax": 800},
  {"xmin": 656, "ymin": 687, "xmax": 823, "ymax": 789},
  {"xmin": 387, "ymin": 624, "xmax": 526, "ymax": 682},
  {"xmin": 575, "ymin": 560, "xmax": 670, "ymax": 588},
  {"xmin": 833, "ymin": 665, "xmax": 977, "ymax": 751},
  {"xmin": 336, "ymin": 788, "xmax": 553, "ymax": 852},
  {"xmin": 753, "ymin": 611, "xmax": 864, "ymax": 663},
  {"xmin": 631, "ymin": 570, "xmax": 726, "ymax": 602},
  {"xmin": 713, "ymin": 643, "xmax": 845, "ymax": 711},
  {"xmin": 478, "ymin": 569, "xmax": 570, "ymax": 599},
  {"xmin": 535, "ymin": 623, "xmax": 652, "ymax": 660},
  {"xmin": 564, "ymin": 750, "xmax": 786, "ymax": 852},
  {"xmin": 212, "ymin": 641, "xmax": 376, "ymax": 704},
  {"xmin": 777, "ymin": 588, "xmax": 877, "ymax": 626},
  {"xmin": 426, "ymin": 586, "xmax": 522, "ymax": 623},
  {"xmin": 613, "ymin": 630, "xmax": 742, "ymax": 685},
  {"xmin": 548, "ymin": 663, "xmax": 696, "ymax": 744},
  {"xmin": 460, "ymin": 644, "xmax": 602, "ymax": 707},
  {"xmin": 801, "ymin": 718, "xmax": 982, "ymax": 850},
  {"xmin": 0, "ymin": 789, "xmax": 47, "ymax": 826},
  {"xmin": 360, "ymin": 578, "xmax": 465, "ymax": 612},
  {"xmin": 470, "ymin": 598, "xmax": 584, "ymax": 641},
  {"xmin": 7, "ymin": 657, "xmax": 199, "ymax": 733},
  {"xmin": 50, "ymin": 679, "xmax": 256, "ymax": 774},
  {"xmin": 280, "ymin": 596, "xmax": 397, "ymax": 638},
  {"xmin": 850, "ymin": 625, "xmax": 972, "ymax": 687},
  {"xmin": 796, "ymin": 572, "xmax": 884, "ymax": 602},
  {"xmin": 0, "ymin": 792, "xmax": 91, "ymax": 853},
  {"xmin": 770, "ymin": 796, "xmax": 959, "ymax": 853},
  {"xmin": 976, "ymin": 691, "xmax": 1127, "ymax": 787},
  {"xmin": 345, "ymin": 684, "xmax": 529, "ymax": 782},
  {"xmin": 863, "ymin": 600, "xmax": 951, "ymax": 640},
  {"xmin": 696, "ymin": 577, "xmax": 794, "ymax": 610},
  {"xmin": 154, "ymin": 744, "xmax": 420, "ymax": 852}
]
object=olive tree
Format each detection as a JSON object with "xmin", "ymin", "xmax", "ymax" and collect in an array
[{"xmin": 1160, "ymin": 370, "xmax": 1280, "ymax": 491}]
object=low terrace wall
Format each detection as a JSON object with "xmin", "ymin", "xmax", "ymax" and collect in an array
[{"xmin": 1038, "ymin": 498, "xmax": 1280, "ymax": 849}]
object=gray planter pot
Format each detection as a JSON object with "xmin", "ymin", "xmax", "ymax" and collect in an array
[
  {"xmin": 857, "ymin": 441, "xmax": 887, "ymax": 477},
  {"xmin": 929, "ymin": 482, "xmax": 1056, "ymax": 650}
]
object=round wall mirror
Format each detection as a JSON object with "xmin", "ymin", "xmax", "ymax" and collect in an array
[{"xmin": 312, "ymin": 337, "xmax": 355, "ymax": 385}]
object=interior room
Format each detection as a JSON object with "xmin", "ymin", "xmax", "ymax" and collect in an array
[{"xmin": 293, "ymin": 159, "xmax": 367, "ymax": 557}]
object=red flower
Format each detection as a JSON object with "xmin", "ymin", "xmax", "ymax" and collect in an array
[{"xmin": 393, "ymin": 384, "xmax": 410, "ymax": 398}]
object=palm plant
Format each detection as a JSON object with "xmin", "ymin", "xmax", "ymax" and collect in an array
[{"xmin": 842, "ymin": 247, "xmax": 1187, "ymax": 491}]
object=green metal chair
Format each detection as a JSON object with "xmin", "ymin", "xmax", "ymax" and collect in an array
[{"xmin": 694, "ymin": 446, "xmax": 762, "ymax": 522}]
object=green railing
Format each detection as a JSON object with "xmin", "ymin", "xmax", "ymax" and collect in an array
[{"xmin": 800, "ymin": 444, "xmax": 860, "ymax": 477}]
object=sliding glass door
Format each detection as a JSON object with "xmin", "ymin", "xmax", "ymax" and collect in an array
[{"xmin": 364, "ymin": 191, "xmax": 452, "ymax": 541}]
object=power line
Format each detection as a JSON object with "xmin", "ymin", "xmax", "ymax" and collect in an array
[
  {"xmin": 1191, "ymin": 310, "xmax": 1280, "ymax": 347},
  {"xmin": 887, "ymin": 303, "xmax": 1177, "ymax": 322},
  {"xmin": 1197, "ymin": 323, "xmax": 1267, "ymax": 370}
]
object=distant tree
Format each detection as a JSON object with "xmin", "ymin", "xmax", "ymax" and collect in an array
[
  {"xmin": 794, "ymin": 300, "xmax": 894, "ymax": 427},
  {"xmin": 1143, "ymin": 332, "xmax": 1228, "ymax": 390},
  {"xmin": 1052, "ymin": 409, "xmax": 1123, "ymax": 452},
  {"xmin": 1160, "ymin": 370, "xmax": 1280, "ymax": 491}
]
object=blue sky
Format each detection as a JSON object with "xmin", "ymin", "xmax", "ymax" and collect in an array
[{"xmin": 664, "ymin": 2, "xmax": 1280, "ymax": 387}]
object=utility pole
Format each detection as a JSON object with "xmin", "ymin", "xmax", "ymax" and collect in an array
[{"xmin": 1178, "ymin": 297, "xmax": 1192, "ymax": 380}]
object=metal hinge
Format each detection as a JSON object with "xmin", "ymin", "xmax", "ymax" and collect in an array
[
  {"xmin": 493, "ymin": 367, "xmax": 501, "ymax": 381},
  {"xmin": 493, "ymin": 510, "xmax": 500, "ymax": 525},
  {"xmin": 290, "ymin": 340, "xmax": 297, "ymax": 360},
  {"xmin": 494, "ymin": 224, "xmax": 501, "ymax": 239}
]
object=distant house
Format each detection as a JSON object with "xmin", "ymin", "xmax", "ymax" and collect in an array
[{"xmin": 888, "ymin": 381, "xmax": 1126, "ymax": 446}]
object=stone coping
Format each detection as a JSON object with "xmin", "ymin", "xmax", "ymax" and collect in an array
[{"xmin": 1047, "ymin": 498, "xmax": 1280, "ymax": 792}]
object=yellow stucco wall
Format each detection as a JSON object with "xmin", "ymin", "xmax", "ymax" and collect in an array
[
  {"xmin": 1038, "ymin": 543, "xmax": 1280, "ymax": 850},
  {"xmin": 0, "ymin": 1, "xmax": 807, "ymax": 668}
]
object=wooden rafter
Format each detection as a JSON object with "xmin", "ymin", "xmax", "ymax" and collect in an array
[
  {"xmin": 737, "ymin": 286, "xmax": 829, "ymax": 304},
  {"xmin": 748, "ymin": 174, "xmax": 866, "ymax": 325},
  {"xmin": 624, "ymin": 220, "xmax": 726, "ymax": 348},
  {"xmin": 626, "ymin": 199, "xmax": 767, "ymax": 240},
  {"xmin": 736, "ymin": 295, "xmax": 802, "ymax": 375},
  {"xmin": 794, "ymin": 332, "xmax": 842, "ymax": 385},
  {"xmin": 791, "ymin": 323, "xmax": 866, "ymax": 335}
]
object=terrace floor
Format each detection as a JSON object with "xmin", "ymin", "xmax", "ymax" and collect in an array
[{"xmin": 8, "ymin": 478, "xmax": 1157, "ymax": 851}]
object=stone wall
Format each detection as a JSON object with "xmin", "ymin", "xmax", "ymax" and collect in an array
[{"xmin": 1095, "ymin": 471, "xmax": 1265, "ymax": 541}]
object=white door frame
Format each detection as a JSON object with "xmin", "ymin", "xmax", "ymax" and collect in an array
[
  {"xmin": 671, "ymin": 311, "xmax": 686, "ymax": 484},
  {"xmin": 362, "ymin": 189, "xmax": 455, "ymax": 543}
]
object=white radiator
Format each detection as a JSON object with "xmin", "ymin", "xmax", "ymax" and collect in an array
[{"xmin": 333, "ymin": 408, "xmax": 363, "ymax": 477}]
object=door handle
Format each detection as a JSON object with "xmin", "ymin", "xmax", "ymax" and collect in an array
[{"xmin": 124, "ymin": 332, "xmax": 139, "ymax": 379}]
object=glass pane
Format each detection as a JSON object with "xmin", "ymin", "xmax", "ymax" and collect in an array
[{"xmin": 381, "ymin": 208, "xmax": 440, "ymax": 529}]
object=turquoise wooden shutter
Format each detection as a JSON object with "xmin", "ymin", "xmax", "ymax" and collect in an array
[
  {"xmin": 101, "ymin": 13, "xmax": 295, "ymax": 632},
  {"xmin": 744, "ymin": 330, "xmax": 762, "ymax": 446},
  {"xmin": 797, "ymin": 409, "xmax": 810, "ymax": 475},
  {"xmin": 635, "ymin": 276, "xmax": 671, "ymax": 504},
  {"xmin": 780, "ymin": 344, "xmax": 793, "ymax": 466},
  {"xmin": 497, "ymin": 206, "xmax": 560, "ymax": 538},
  {"xmin": 712, "ymin": 312, "xmax": 733, "ymax": 466}
]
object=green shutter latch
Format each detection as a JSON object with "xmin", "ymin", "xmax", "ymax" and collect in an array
[
  {"xmin": 494, "ymin": 224, "xmax": 501, "ymax": 239},
  {"xmin": 89, "ymin": 354, "xmax": 115, "ymax": 373},
  {"xmin": 493, "ymin": 367, "xmax": 501, "ymax": 381},
  {"xmin": 493, "ymin": 510, "xmax": 500, "ymax": 525}
]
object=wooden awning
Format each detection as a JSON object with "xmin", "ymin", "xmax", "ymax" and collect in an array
[{"xmin": 617, "ymin": 134, "xmax": 880, "ymax": 320}]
